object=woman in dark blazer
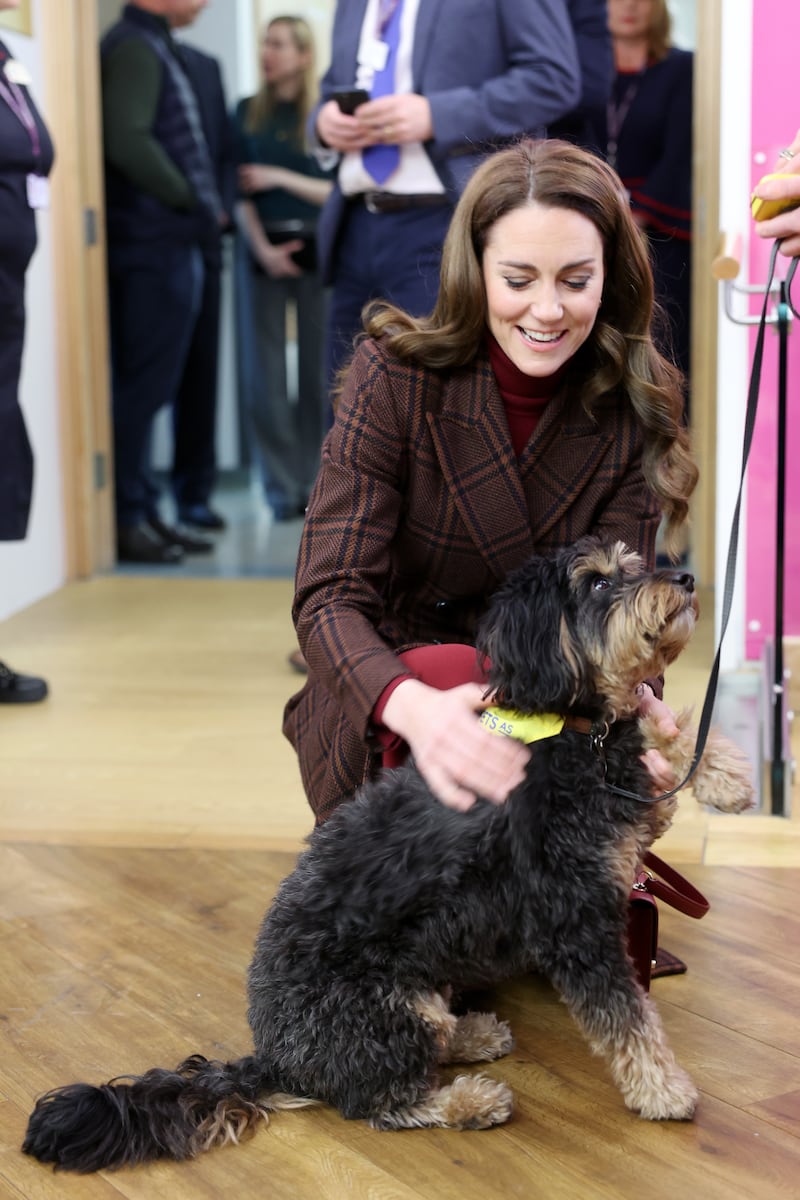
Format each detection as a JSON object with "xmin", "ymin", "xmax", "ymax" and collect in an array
[
  {"xmin": 0, "ymin": 25, "xmax": 53, "ymax": 704},
  {"xmin": 284, "ymin": 139, "xmax": 697, "ymax": 823}
]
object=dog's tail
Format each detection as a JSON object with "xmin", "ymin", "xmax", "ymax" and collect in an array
[{"xmin": 22, "ymin": 1052, "xmax": 316, "ymax": 1173}]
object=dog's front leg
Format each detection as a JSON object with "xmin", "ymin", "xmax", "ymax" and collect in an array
[
  {"xmin": 640, "ymin": 709, "xmax": 755, "ymax": 813},
  {"xmin": 551, "ymin": 958, "xmax": 699, "ymax": 1120}
]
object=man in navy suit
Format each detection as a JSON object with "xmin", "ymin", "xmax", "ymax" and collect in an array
[
  {"xmin": 169, "ymin": 36, "xmax": 236, "ymax": 531},
  {"xmin": 311, "ymin": 0, "xmax": 582, "ymax": 387}
]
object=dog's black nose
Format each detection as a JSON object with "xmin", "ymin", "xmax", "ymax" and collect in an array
[{"xmin": 673, "ymin": 572, "xmax": 695, "ymax": 593}]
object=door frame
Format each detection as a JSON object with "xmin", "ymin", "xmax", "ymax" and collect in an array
[{"xmin": 43, "ymin": 0, "xmax": 114, "ymax": 577}]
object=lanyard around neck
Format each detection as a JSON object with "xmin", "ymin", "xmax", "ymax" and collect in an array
[{"xmin": 0, "ymin": 70, "xmax": 41, "ymax": 161}]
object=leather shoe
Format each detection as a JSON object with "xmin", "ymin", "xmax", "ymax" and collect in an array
[
  {"xmin": 178, "ymin": 504, "xmax": 227, "ymax": 531},
  {"xmin": 147, "ymin": 517, "xmax": 214, "ymax": 554},
  {"xmin": 117, "ymin": 523, "xmax": 184, "ymax": 564},
  {"xmin": 0, "ymin": 660, "xmax": 48, "ymax": 703}
]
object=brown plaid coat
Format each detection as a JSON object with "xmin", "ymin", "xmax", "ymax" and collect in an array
[{"xmin": 283, "ymin": 338, "xmax": 661, "ymax": 822}]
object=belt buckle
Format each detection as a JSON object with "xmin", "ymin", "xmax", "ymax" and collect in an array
[{"xmin": 364, "ymin": 192, "xmax": 383, "ymax": 214}]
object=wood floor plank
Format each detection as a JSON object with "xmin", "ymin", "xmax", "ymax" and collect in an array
[{"xmin": 2, "ymin": 576, "xmax": 800, "ymax": 1195}]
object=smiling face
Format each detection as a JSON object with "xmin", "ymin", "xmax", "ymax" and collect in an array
[{"xmin": 482, "ymin": 203, "xmax": 605, "ymax": 377}]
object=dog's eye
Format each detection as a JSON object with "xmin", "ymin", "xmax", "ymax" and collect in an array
[{"xmin": 592, "ymin": 577, "xmax": 611, "ymax": 591}]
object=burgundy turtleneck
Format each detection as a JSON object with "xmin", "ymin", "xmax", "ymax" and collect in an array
[{"xmin": 486, "ymin": 332, "xmax": 566, "ymax": 457}]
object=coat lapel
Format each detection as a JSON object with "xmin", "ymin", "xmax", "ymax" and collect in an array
[
  {"xmin": 427, "ymin": 355, "xmax": 617, "ymax": 577},
  {"xmin": 427, "ymin": 357, "xmax": 535, "ymax": 580}
]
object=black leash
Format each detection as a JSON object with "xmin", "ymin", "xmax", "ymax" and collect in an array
[{"xmin": 605, "ymin": 239, "xmax": 788, "ymax": 805}]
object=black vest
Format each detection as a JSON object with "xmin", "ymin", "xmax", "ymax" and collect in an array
[{"xmin": 101, "ymin": 5, "xmax": 221, "ymax": 249}]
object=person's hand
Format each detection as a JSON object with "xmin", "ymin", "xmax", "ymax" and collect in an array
[
  {"xmin": 315, "ymin": 99, "xmax": 374, "ymax": 153},
  {"xmin": 354, "ymin": 93, "xmax": 433, "ymax": 146},
  {"xmin": 254, "ymin": 240, "xmax": 303, "ymax": 279},
  {"xmin": 238, "ymin": 164, "xmax": 288, "ymax": 194},
  {"xmin": 636, "ymin": 683, "xmax": 679, "ymax": 793},
  {"xmin": 381, "ymin": 679, "xmax": 530, "ymax": 812},
  {"xmin": 753, "ymin": 129, "xmax": 800, "ymax": 257}
]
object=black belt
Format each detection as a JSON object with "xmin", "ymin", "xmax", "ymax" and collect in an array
[{"xmin": 353, "ymin": 192, "xmax": 451, "ymax": 214}]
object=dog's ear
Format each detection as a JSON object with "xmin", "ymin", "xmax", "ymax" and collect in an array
[{"xmin": 477, "ymin": 550, "xmax": 587, "ymax": 712}]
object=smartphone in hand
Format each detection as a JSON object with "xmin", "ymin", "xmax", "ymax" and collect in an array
[{"xmin": 332, "ymin": 89, "xmax": 370, "ymax": 115}]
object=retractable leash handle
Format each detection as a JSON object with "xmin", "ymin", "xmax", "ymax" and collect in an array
[{"xmin": 607, "ymin": 240, "xmax": 786, "ymax": 806}]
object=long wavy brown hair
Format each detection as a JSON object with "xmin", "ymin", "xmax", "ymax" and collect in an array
[
  {"xmin": 360, "ymin": 139, "xmax": 697, "ymax": 558},
  {"xmin": 244, "ymin": 16, "xmax": 317, "ymax": 146}
]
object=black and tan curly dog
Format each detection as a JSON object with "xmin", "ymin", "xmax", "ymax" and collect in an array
[{"xmin": 23, "ymin": 538, "xmax": 753, "ymax": 1172}]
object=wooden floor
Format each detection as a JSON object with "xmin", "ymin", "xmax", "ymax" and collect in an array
[{"xmin": 1, "ymin": 576, "xmax": 799, "ymax": 1198}]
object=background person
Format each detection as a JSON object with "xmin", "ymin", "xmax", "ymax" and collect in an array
[
  {"xmin": 283, "ymin": 139, "xmax": 697, "ymax": 825},
  {"xmin": 0, "ymin": 4, "xmax": 53, "ymax": 703},
  {"xmin": 101, "ymin": 0, "xmax": 222, "ymax": 564},
  {"xmin": 585, "ymin": 0, "xmax": 693, "ymax": 400},
  {"xmin": 169, "ymin": 30, "xmax": 236, "ymax": 532},
  {"xmin": 234, "ymin": 15, "xmax": 332, "ymax": 524},
  {"xmin": 311, "ymin": 0, "xmax": 582, "ymax": 389},
  {"xmin": 549, "ymin": 0, "xmax": 614, "ymax": 148}
]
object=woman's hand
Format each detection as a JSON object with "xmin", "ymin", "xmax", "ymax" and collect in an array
[
  {"xmin": 381, "ymin": 679, "xmax": 530, "ymax": 812},
  {"xmin": 636, "ymin": 683, "xmax": 679, "ymax": 793},
  {"xmin": 753, "ymin": 129, "xmax": 800, "ymax": 257},
  {"xmin": 254, "ymin": 240, "xmax": 303, "ymax": 279}
]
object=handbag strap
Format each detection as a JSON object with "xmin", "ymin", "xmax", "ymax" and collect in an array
[{"xmin": 638, "ymin": 851, "xmax": 710, "ymax": 919}]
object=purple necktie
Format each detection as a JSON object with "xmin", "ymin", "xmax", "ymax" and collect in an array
[{"xmin": 362, "ymin": 0, "xmax": 403, "ymax": 185}]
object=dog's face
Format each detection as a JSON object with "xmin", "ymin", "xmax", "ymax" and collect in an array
[{"xmin": 477, "ymin": 538, "xmax": 698, "ymax": 720}]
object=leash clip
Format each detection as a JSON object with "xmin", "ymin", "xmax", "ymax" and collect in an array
[{"xmin": 589, "ymin": 720, "xmax": 610, "ymax": 756}]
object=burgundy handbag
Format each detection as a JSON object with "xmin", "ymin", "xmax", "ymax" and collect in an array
[{"xmin": 627, "ymin": 852, "xmax": 709, "ymax": 990}]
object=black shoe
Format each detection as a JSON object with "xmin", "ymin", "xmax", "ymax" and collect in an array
[
  {"xmin": 0, "ymin": 661, "xmax": 48, "ymax": 704},
  {"xmin": 147, "ymin": 517, "xmax": 214, "ymax": 554},
  {"xmin": 117, "ymin": 523, "xmax": 184, "ymax": 564},
  {"xmin": 178, "ymin": 504, "xmax": 227, "ymax": 531}
]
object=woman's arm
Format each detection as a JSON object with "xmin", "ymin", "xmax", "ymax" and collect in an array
[{"xmin": 238, "ymin": 163, "xmax": 333, "ymax": 207}]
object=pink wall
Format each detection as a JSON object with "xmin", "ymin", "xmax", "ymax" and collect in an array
[{"xmin": 745, "ymin": 2, "xmax": 800, "ymax": 659}]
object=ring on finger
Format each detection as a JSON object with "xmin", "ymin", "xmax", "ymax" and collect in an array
[{"xmin": 779, "ymin": 147, "xmax": 796, "ymax": 161}]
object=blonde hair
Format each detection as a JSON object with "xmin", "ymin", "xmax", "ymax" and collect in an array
[
  {"xmin": 646, "ymin": 0, "xmax": 673, "ymax": 63},
  {"xmin": 360, "ymin": 140, "xmax": 697, "ymax": 557},
  {"xmin": 244, "ymin": 16, "xmax": 317, "ymax": 146}
]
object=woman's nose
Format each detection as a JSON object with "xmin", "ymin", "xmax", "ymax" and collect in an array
[{"xmin": 529, "ymin": 286, "xmax": 562, "ymax": 321}]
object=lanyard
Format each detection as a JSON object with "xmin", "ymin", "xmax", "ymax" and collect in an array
[
  {"xmin": 606, "ymin": 71, "xmax": 644, "ymax": 171},
  {"xmin": 0, "ymin": 70, "xmax": 41, "ymax": 162}
]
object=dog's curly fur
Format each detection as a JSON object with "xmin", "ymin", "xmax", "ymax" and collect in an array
[{"xmin": 23, "ymin": 538, "xmax": 754, "ymax": 1172}]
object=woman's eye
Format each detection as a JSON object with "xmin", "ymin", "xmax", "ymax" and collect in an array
[
  {"xmin": 564, "ymin": 278, "xmax": 590, "ymax": 291},
  {"xmin": 504, "ymin": 277, "xmax": 530, "ymax": 290},
  {"xmin": 592, "ymin": 577, "xmax": 611, "ymax": 591}
]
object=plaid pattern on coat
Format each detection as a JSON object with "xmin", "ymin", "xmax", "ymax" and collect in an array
[{"xmin": 283, "ymin": 338, "xmax": 661, "ymax": 822}]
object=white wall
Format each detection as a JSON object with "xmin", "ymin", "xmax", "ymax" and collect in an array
[{"xmin": 0, "ymin": 0, "xmax": 66, "ymax": 623}]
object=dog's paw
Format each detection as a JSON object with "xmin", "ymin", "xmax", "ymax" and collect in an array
[
  {"xmin": 632, "ymin": 1065, "xmax": 699, "ymax": 1121},
  {"xmin": 446, "ymin": 1073, "xmax": 514, "ymax": 1129},
  {"xmin": 444, "ymin": 1012, "xmax": 514, "ymax": 1064},
  {"xmin": 692, "ymin": 731, "xmax": 756, "ymax": 813}
]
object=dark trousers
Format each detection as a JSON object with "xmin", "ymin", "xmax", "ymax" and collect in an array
[
  {"xmin": 171, "ymin": 253, "xmax": 222, "ymax": 510},
  {"xmin": 324, "ymin": 201, "xmax": 453, "ymax": 390},
  {"xmin": 108, "ymin": 243, "xmax": 203, "ymax": 529},
  {"xmin": 0, "ymin": 281, "xmax": 33, "ymax": 541}
]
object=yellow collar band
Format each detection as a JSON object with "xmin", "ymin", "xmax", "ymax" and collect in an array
[{"xmin": 479, "ymin": 706, "xmax": 566, "ymax": 745}]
